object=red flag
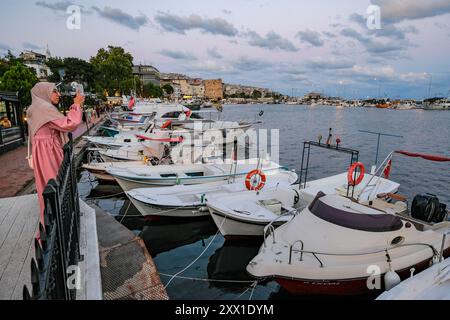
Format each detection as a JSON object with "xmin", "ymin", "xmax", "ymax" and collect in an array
[
  {"xmin": 383, "ymin": 159, "xmax": 392, "ymax": 179},
  {"xmin": 128, "ymin": 96, "xmax": 135, "ymax": 110}
]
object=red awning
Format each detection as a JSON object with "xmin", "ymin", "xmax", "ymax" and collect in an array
[{"xmin": 395, "ymin": 150, "xmax": 450, "ymax": 162}]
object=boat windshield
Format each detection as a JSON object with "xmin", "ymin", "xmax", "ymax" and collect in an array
[{"xmin": 308, "ymin": 192, "xmax": 403, "ymax": 232}]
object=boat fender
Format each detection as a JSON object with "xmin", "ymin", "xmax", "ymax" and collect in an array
[
  {"xmin": 384, "ymin": 269, "xmax": 401, "ymax": 291},
  {"xmin": 293, "ymin": 189, "xmax": 300, "ymax": 205}
]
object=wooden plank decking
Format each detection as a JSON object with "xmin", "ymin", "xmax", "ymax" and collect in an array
[{"xmin": 0, "ymin": 194, "xmax": 39, "ymax": 300}]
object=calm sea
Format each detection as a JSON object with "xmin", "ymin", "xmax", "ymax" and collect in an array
[{"xmin": 78, "ymin": 104, "xmax": 450, "ymax": 300}]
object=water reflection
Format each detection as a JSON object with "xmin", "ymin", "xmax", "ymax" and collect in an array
[
  {"xmin": 207, "ymin": 239, "xmax": 261, "ymax": 292},
  {"xmin": 139, "ymin": 217, "xmax": 217, "ymax": 258}
]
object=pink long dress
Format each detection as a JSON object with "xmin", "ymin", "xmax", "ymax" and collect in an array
[{"xmin": 32, "ymin": 104, "xmax": 82, "ymax": 226}]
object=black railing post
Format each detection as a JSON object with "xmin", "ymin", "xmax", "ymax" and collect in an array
[{"xmin": 23, "ymin": 134, "xmax": 81, "ymax": 300}]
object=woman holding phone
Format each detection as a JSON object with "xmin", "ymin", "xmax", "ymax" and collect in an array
[{"xmin": 26, "ymin": 82, "xmax": 84, "ymax": 229}]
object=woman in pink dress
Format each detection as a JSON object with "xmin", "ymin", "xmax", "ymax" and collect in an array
[{"xmin": 27, "ymin": 82, "xmax": 84, "ymax": 227}]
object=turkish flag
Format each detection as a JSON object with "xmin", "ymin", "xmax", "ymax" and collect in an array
[
  {"xmin": 383, "ymin": 159, "xmax": 392, "ymax": 179},
  {"xmin": 128, "ymin": 96, "xmax": 135, "ymax": 110}
]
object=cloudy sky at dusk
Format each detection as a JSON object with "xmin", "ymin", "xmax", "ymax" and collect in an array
[{"xmin": 1, "ymin": 0, "xmax": 450, "ymax": 98}]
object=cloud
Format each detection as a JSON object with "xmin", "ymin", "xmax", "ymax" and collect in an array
[
  {"xmin": 296, "ymin": 29, "xmax": 324, "ymax": 47},
  {"xmin": 154, "ymin": 12, "xmax": 238, "ymax": 36},
  {"xmin": 0, "ymin": 43, "xmax": 13, "ymax": 52},
  {"xmin": 207, "ymin": 47, "xmax": 223, "ymax": 59},
  {"xmin": 349, "ymin": 13, "xmax": 418, "ymax": 40},
  {"xmin": 245, "ymin": 31, "xmax": 298, "ymax": 52},
  {"xmin": 91, "ymin": 6, "xmax": 148, "ymax": 30},
  {"xmin": 35, "ymin": 1, "xmax": 88, "ymax": 13},
  {"xmin": 323, "ymin": 31, "xmax": 336, "ymax": 38},
  {"xmin": 372, "ymin": 0, "xmax": 450, "ymax": 23},
  {"xmin": 22, "ymin": 42, "xmax": 41, "ymax": 50},
  {"xmin": 340, "ymin": 27, "xmax": 411, "ymax": 54},
  {"xmin": 158, "ymin": 49, "xmax": 197, "ymax": 61},
  {"xmin": 234, "ymin": 57, "xmax": 273, "ymax": 71},
  {"xmin": 36, "ymin": 1, "xmax": 75, "ymax": 11},
  {"xmin": 187, "ymin": 60, "xmax": 237, "ymax": 74},
  {"xmin": 305, "ymin": 57, "xmax": 355, "ymax": 70}
]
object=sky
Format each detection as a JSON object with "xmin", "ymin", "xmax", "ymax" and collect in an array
[{"xmin": 1, "ymin": 0, "xmax": 450, "ymax": 99}]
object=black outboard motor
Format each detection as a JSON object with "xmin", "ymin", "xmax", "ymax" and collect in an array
[{"xmin": 411, "ymin": 194, "xmax": 448, "ymax": 223}]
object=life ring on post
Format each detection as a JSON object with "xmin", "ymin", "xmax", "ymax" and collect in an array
[
  {"xmin": 347, "ymin": 162, "xmax": 365, "ymax": 186},
  {"xmin": 245, "ymin": 169, "xmax": 266, "ymax": 191}
]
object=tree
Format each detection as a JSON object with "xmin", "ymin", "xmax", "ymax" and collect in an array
[
  {"xmin": 0, "ymin": 62, "xmax": 39, "ymax": 106},
  {"xmin": 142, "ymin": 83, "xmax": 163, "ymax": 98},
  {"xmin": 162, "ymin": 84, "xmax": 174, "ymax": 95},
  {"xmin": 46, "ymin": 57, "xmax": 96, "ymax": 91},
  {"xmin": 90, "ymin": 46, "xmax": 135, "ymax": 97},
  {"xmin": 252, "ymin": 90, "xmax": 262, "ymax": 99}
]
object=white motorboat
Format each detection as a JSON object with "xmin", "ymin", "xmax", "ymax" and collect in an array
[
  {"xmin": 376, "ymin": 256, "xmax": 450, "ymax": 300},
  {"xmin": 125, "ymin": 169, "xmax": 298, "ymax": 218},
  {"xmin": 246, "ymin": 191, "xmax": 450, "ymax": 295},
  {"xmin": 98, "ymin": 142, "xmax": 167, "ymax": 162},
  {"xmin": 206, "ymin": 172, "xmax": 399, "ymax": 237},
  {"xmin": 82, "ymin": 160, "xmax": 151, "ymax": 182},
  {"xmin": 107, "ymin": 159, "xmax": 284, "ymax": 191}
]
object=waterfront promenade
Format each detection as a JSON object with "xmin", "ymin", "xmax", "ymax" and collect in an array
[{"xmin": 0, "ymin": 115, "xmax": 104, "ymax": 198}]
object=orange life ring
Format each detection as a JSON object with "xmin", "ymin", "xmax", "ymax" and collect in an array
[
  {"xmin": 347, "ymin": 162, "xmax": 365, "ymax": 186},
  {"xmin": 245, "ymin": 169, "xmax": 266, "ymax": 191},
  {"xmin": 161, "ymin": 120, "xmax": 172, "ymax": 129}
]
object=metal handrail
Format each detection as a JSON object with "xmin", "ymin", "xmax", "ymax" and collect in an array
[
  {"xmin": 357, "ymin": 151, "xmax": 394, "ymax": 201},
  {"xmin": 263, "ymin": 210, "xmax": 297, "ymax": 247},
  {"xmin": 286, "ymin": 242, "xmax": 439, "ymax": 268}
]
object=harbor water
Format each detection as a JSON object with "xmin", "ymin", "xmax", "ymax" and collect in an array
[{"xmin": 78, "ymin": 104, "xmax": 450, "ymax": 299}]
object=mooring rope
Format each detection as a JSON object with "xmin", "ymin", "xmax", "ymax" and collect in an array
[{"xmin": 163, "ymin": 216, "xmax": 228, "ymax": 290}]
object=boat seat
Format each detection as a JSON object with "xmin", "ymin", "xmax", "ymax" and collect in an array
[
  {"xmin": 258, "ymin": 199, "xmax": 283, "ymax": 215},
  {"xmin": 368, "ymin": 199, "xmax": 408, "ymax": 215}
]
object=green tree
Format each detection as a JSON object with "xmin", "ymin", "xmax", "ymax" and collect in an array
[
  {"xmin": 252, "ymin": 90, "xmax": 262, "ymax": 99},
  {"xmin": 142, "ymin": 83, "xmax": 163, "ymax": 98},
  {"xmin": 162, "ymin": 84, "xmax": 174, "ymax": 95},
  {"xmin": 0, "ymin": 62, "xmax": 39, "ymax": 106},
  {"xmin": 46, "ymin": 57, "xmax": 96, "ymax": 91},
  {"xmin": 90, "ymin": 46, "xmax": 135, "ymax": 97}
]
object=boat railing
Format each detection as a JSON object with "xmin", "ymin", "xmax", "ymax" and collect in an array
[
  {"xmin": 357, "ymin": 151, "xmax": 394, "ymax": 202},
  {"xmin": 287, "ymin": 242, "xmax": 439, "ymax": 268},
  {"xmin": 263, "ymin": 209, "xmax": 297, "ymax": 247}
]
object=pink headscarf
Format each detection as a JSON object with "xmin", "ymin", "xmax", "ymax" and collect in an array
[{"xmin": 26, "ymin": 82, "xmax": 68, "ymax": 142}]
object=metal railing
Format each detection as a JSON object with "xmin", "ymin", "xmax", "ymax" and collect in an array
[{"xmin": 23, "ymin": 133, "xmax": 81, "ymax": 300}]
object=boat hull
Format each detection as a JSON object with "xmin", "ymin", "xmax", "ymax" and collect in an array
[
  {"xmin": 209, "ymin": 207, "xmax": 285, "ymax": 237},
  {"xmin": 272, "ymin": 247, "xmax": 450, "ymax": 295},
  {"xmin": 113, "ymin": 175, "xmax": 233, "ymax": 191},
  {"xmin": 128, "ymin": 194, "xmax": 209, "ymax": 218}
]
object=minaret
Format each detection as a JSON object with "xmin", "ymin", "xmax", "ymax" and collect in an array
[{"xmin": 45, "ymin": 44, "xmax": 51, "ymax": 60}]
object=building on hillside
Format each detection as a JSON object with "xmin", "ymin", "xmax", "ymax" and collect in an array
[
  {"xmin": 19, "ymin": 47, "xmax": 52, "ymax": 80},
  {"xmin": 188, "ymin": 79, "xmax": 205, "ymax": 98},
  {"xmin": 132, "ymin": 65, "xmax": 160, "ymax": 86},
  {"xmin": 203, "ymin": 79, "xmax": 223, "ymax": 100}
]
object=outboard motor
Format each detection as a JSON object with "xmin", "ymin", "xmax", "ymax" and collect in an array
[{"xmin": 411, "ymin": 194, "xmax": 447, "ymax": 223}]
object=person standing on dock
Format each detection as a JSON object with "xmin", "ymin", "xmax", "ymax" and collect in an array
[{"xmin": 26, "ymin": 82, "xmax": 84, "ymax": 229}]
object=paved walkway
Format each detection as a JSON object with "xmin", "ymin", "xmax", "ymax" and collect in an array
[{"xmin": 0, "ymin": 115, "xmax": 105, "ymax": 198}]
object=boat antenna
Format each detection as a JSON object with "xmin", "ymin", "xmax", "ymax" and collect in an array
[{"xmin": 358, "ymin": 130, "xmax": 403, "ymax": 170}]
